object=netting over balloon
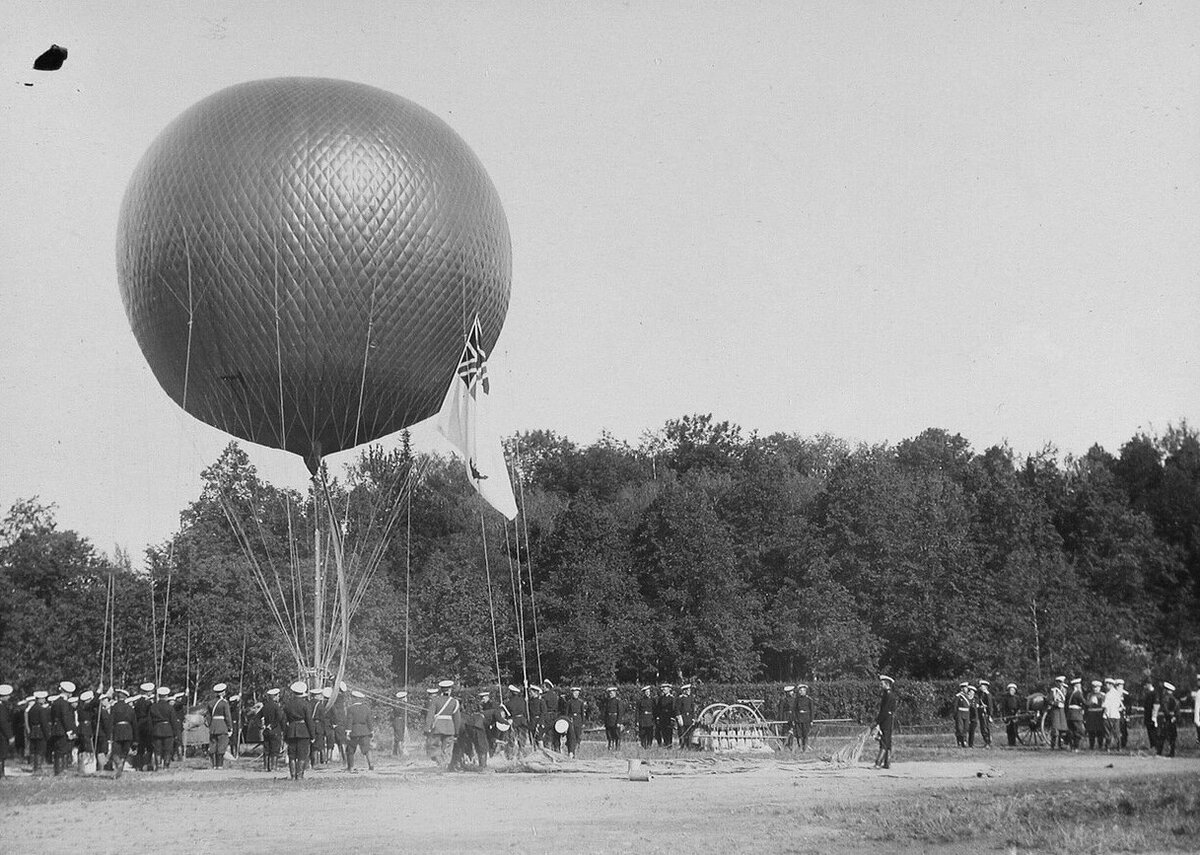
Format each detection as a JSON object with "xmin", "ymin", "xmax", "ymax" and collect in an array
[{"xmin": 117, "ymin": 77, "xmax": 511, "ymax": 468}]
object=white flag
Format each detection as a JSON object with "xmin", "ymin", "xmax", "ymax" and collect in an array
[{"xmin": 436, "ymin": 315, "xmax": 518, "ymax": 520}]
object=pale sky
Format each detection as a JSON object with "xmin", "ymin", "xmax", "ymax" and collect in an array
[{"xmin": 1, "ymin": 1, "xmax": 1197, "ymax": 563}]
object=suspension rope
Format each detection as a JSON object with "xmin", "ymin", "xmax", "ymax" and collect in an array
[
  {"xmin": 513, "ymin": 437, "xmax": 543, "ymax": 683},
  {"xmin": 479, "ymin": 509, "xmax": 504, "ymax": 699},
  {"xmin": 503, "ymin": 520, "xmax": 529, "ymax": 692}
]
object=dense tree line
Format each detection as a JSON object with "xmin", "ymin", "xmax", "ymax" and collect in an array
[{"xmin": 2, "ymin": 417, "xmax": 1198, "ymax": 697}]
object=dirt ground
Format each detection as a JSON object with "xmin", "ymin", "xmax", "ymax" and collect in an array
[{"xmin": 2, "ymin": 736, "xmax": 1198, "ymax": 854}]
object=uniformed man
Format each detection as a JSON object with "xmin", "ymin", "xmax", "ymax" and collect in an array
[
  {"xmin": 261, "ymin": 688, "xmax": 284, "ymax": 772},
  {"xmin": 1065, "ymin": 677, "xmax": 1085, "ymax": 751},
  {"xmin": 207, "ymin": 683, "xmax": 233, "ymax": 768},
  {"xmin": 953, "ymin": 682, "xmax": 971, "ymax": 748},
  {"xmin": 27, "ymin": 690, "xmax": 50, "ymax": 772},
  {"xmin": 449, "ymin": 695, "xmax": 506, "ymax": 772},
  {"xmin": 76, "ymin": 689, "xmax": 97, "ymax": 772},
  {"xmin": 50, "ymin": 681, "xmax": 78, "ymax": 775},
  {"xmin": 149, "ymin": 686, "xmax": 178, "ymax": 770},
  {"xmin": 425, "ymin": 680, "xmax": 460, "ymax": 767},
  {"xmin": 170, "ymin": 692, "xmax": 186, "ymax": 760},
  {"xmin": 132, "ymin": 682, "xmax": 155, "ymax": 770},
  {"xmin": 346, "ymin": 690, "xmax": 374, "ymax": 771},
  {"xmin": 636, "ymin": 685, "xmax": 656, "ymax": 749},
  {"xmin": 283, "ymin": 681, "xmax": 315, "ymax": 780},
  {"xmin": 1142, "ymin": 679, "xmax": 1158, "ymax": 750},
  {"xmin": 600, "ymin": 686, "xmax": 623, "ymax": 750},
  {"xmin": 95, "ymin": 690, "xmax": 113, "ymax": 768},
  {"xmin": 1049, "ymin": 676, "xmax": 1069, "ymax": 749},
  {"xmin": 1001, "ymin": 683, "xmax": 1021, "ymax": 746},
  {"xmin": 564, "ymin": 687, "xmax": 587, "ymax": 758},
  {"xmin": 872, "ymin": 675, "xmax": 896, "ymax": 769},
  {"xmin": 676, "ymin": 684, "xmax": 696, "ymax": 750},
  {"xmin": 0, "ymin": 684, "xmax": 14, "ymax": 779},
  {"xmin": 1084, "ymin": 680, "xmax": 1106, "ymax": 750},
  {"xmin": 780, "ymin": 686, "xmax": 798, "ymax": 750},
  {"xmin": 478, "ymin": 690, "xmax": 500, "ymax": 756},
  {"xmin": 504, "ymin": 685, "xmax": 529, "ymax": 756},
  {"xmin": 976, "ymin": 680, "xmax": 993, "ymax": 748},
  {"xmin": 308, "ymin": 687, "xmax": 327, "ymax": 766},
  {"xmin": 526, "ymin": 684, "xmax": 546, "ymax": 748},
  {"xmin": 654, "ymin": 683, "xmax": 675, "ymax": 748},
  {"xmin": 1156, "ymin": 681, "xmax": 1179, "ymax": 758},
  {"xmin": 1117, "ymin": 678, "xmax": 1131, "ymax": 749},
  {"xmin": 108, "ymin": 688, "xmax": 137, "ymax": 779},
  {"xmin": 391, "ymin": 691, "xmax": 408, "ymax": 757},
  {"xmin": 540, "ymin": 681, "xmax": 562, "ymax": 751},
  {"xmin": 794, "ymin": 684, "xmax": 814, "ymax": 752}
]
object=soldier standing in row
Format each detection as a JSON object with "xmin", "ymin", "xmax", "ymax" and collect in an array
[
  {"xmin": 794, "ymin": 684, "xmax": 814, "ymax": 752},
  {"xmin": 50, "ymin": 681, "xmax": 77, "ymax": 775},
  {"xmin": 872, "ymin": 675, "xmax": 896, "ymax": 769},
  {"xmin": 976, "ymin": 680, "xmax": 993, "ymax": 748},
  {"xmin": 425, "ymin": 680, "xmax": 460, "ymax": 767},
  {"xmin": 676, "ymin": 684, "xmax": 696, "ymax": 749},
  {"xmin": 1001, "ymin": 683, "xmax": 1022, "ymax": 746},
  {"xmin": 27, "ymin": 691, "xmax": 50, "ymax": 772},
  {"xmin": 346, "ymin": 690, "xmax": 374, "ymax": 771},
  {"xmin": 1084, "ymin": 680, "xmax": 1106, "ymax": 749},
  {"xmin": 95, "ymin": 690, "xmax": 112, "ymax": 768},
  {"xmin": 504, "ymin": 685, "xmax": 529, "ymax": 756},
  {"xmin": 953, "ymin": 682, "xmax": 971, "ymax": 748},
  {"xmin": 526, "ymin": 684, "xmax": 546, "ymax": 748},
  {"xmin": 541, "ymin": 681, "xmax": 562, "ymax": 751},
  {"xmin": 133, "ymin": 682, "xmax": 154, "ymax": 770},
  {"xmin": 208, "ymin": 683, "xmax": 233, "ymax": 768},
  {"xmin": 780, "ymin": 686, "xmax": 797, "ymax": 749},
  {"xmin": 1065, "ymin": 677, "xmax": 1086, "ymax": 751},
  {"xmin": 1156, "ymin": 681, "xmax": 1179, "ymax": 757},
  {"xmin": 600, "ymin": 686, "xmax": 623, "ymax": 750},
  {"xmin": 283, "ymin": 681, "xmax": 314, "ymax": 780},
  {"xmin": 76, "ymin": 690, "xmax": 96, "ymax": 771},
  {"xmin": 654, "ymin": 683, "xmax": 675, "ymax": 748},
  {"xmin": 1049, "ymin": 676, "xmax": 1069, "ymax": 749},
  {"xmin": 1142, "ymin": 679, "xmax": 1158, "ymax": 750},
  {"xmin": 564, "ymin": 686, "xmax": 587, "ymax": 758},
  {"xmin": 261, "ymin": 687, "xmax": 284, "ymax": 772},
  {"xmin": 109, "ymin": 688, "xmax": 137, "ymax": 778},
  {"xmin": 0, "ymin": 684, "xmax": 13, "ymax": 779},
  {"xmin": 149, "ymin": 686, "xmax": 178, "ymax": 770},
  {"xmin": 636, "ymin": 685, "xmax": 656, "ymax": 749}
]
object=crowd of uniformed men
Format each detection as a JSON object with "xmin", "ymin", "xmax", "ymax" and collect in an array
[
  {"xmin": 2, "ymin": 671, "xmax": 1195, "ymax": 781},
  {"xmin": 951, "ymin": 674, "xmax": 1200, "ymax": 757}
]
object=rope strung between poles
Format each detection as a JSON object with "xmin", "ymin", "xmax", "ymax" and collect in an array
[
  {"xmin": 513, "ymin": 437, "xmax": 544, "ymax": 684},
  {"xmin": 479, "ymin": 508, "xmax": 505, "ymax": 702}
]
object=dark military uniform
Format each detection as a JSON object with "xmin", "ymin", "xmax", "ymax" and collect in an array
[
  {"xmin": 874, "ymin": 679, "xmax": 896, "ymax": 768},
  {"xmin": 133, "ymin": 691, "xmax": 153, "ymax": 770},
  {"xmin": 149, "ymin": 694, "xmax": 178, "ymax": 769},
  {"xmin": 1156, "ymin": 686, "xmax": 1179, "ymax": 757},
  {"xmin": 346, "ymin": 696, "xmax": 374, "ymax": 770},
  {"xmin": 526, "ymin": 690, "xmax": 546, "ymax": 748},
  {"xmin": 976, "ymin": 684, "xmax": 993, "ymax": 747},
  {"xmin": 780, "ymin": 689, "xmax": 798, "ymax": 749},
  {"xmin": 654, "ymin": 688, "xmax": 675, "ymax": 748},
  {"xmin": 391, "ymin": 697, "xmax": 408, "ymax": 757},
  {"xmin": 27, "ymin": 698, "xmax": 51, "ymax": 772},
  {"xmin": 793, "ymin": 689, "xmax": 814, "ymax": 752},
  {"xmin": 0, "ymin": 694, "xmax": 13, "ymax": 777},
  {"xmin": 953, "ymin": 687, "xmax": 971, "ymax": 747},
  {"xmin": 307, "ymin": 694, "xmax": 326, "ymax": 766},
  {"xmin": 109, "ymin": 695, "xmax": 137, "ymax": 778},
  {"xmin": 505, "ymin": 688, "xmax": 530, "ymax": 754},
  {"xmin": 49, "ymin": 694, "xmax": 76, "ymax": 775},
  {"xmin": 541, "ymin": 686, "xmax": 562, "ymax": 751},
  {"xmin": 1001, "ymin": 687, "xmax": 1022, "ymax": 746},
  {"xmin": 600, "ymin": 692, "xmax": 624, "ymax": 750},
  {"xmin": 1065, "ymin": 682, "xmax": 1085, "ymax": 750},
  {"xmin": 676, "ymin": 690, "xmax": 696, "ymax": 749},
  {"xmin": 282, "ymin": 689, "xmax": 314, "ymax": 780},
  {"xmin": 1142, "ymin": 684, "xmax": 1158, "ymax": 750},
  {"xmin": 260, "ymin": 694, "xmax": 284, "ymax": 771},
  {"xmin": 636, "ymin": 690, "xmax": 656, "ymax": 749},
  {"xmin": 564, "ymin": 692, "xmax": 587, "ymax": 757}
]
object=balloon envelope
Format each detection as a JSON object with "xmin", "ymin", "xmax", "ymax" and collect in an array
[{"xmin": 117, "ymin": 77, "xmax": 511, "ymax": 468}]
